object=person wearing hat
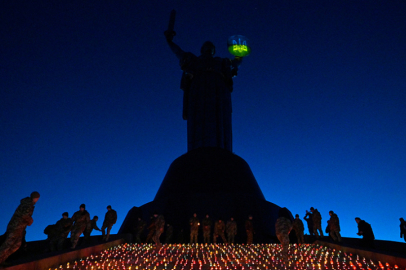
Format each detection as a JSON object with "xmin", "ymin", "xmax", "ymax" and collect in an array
[
  {"xmin": 70, "ymin": 204, "xmax": 90, "ymax": 249},
  {"xmin": 101, "ymin": 205, "xmax": 117, "ymax": 241},
  {"xmin": 0, "ymin": 191, "xmax": 40, "ymax": 264}
]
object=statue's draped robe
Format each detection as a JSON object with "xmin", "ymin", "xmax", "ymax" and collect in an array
[{"xmin": 180, "ymin": 52, "xmax": 236, "ymax": 152}]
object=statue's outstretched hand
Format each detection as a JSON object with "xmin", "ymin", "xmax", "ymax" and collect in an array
[{"xmin": 164, "ymin": 30, "xmax": 176, "ymax": 42}]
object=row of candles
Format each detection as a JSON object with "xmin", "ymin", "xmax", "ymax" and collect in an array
[{"xmin": 51, "ymin": 243, "xmax": 402, "ymax": 270}]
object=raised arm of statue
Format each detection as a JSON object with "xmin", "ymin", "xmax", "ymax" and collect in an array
[
  {"xmin": 165, "ymin": 35, "xmax": 185, "ymax": 60},
  {"xmin": 164, "ymin": 10, "xmax": 184, "ymax": 60}
]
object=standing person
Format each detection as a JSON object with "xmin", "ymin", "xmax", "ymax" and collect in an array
[
  {"xmin": 189, "ymin": 213, "xmax": 200, "ymax": 244},
  {"xmin": 226, "ymin": 217, "xmax": 237, "ymax": 244},
  {"xmin": 146, "ymin": 216, "xmax": 155, "ymax": 243},
  {"xmin": 84, "ymin": 216, "xmax": 101, "ymax": 244},
  {"xmin": 303, "ymin": 211, "xmax": 314, "ymax": 237},
  {"xmin": 275, "ymin": 208, "xmax": 293, "ymax": 264},
  {"xmin": 202, "ymin": 214, "xmax": 212, "ymax": 243},
  {"xmin": 328, "ymin": 211, "xmax": 341, "ymax": 242},
  {"xmin": 292, "ymin": 214, "xmax": 305, "ymax": 244},
  {"xmin": 0, "ymin": 191, "xmax": 40, "ymax": 264},
  {"xmin": 245, "ymin": 215, "xmax": 254, "ymax": 244},
  {"xmin": 152, "ymin": 212, "xmax": 165, "ymax": 247},
  {"xmin": 310, "ymin": 207, "xmax": 323, "ymax": 238},
  {"xmin": 134, "ymin": 217, "xmax": 146, "ymax": 243},
  {"xmin": 400, "ymin": 218, "xmax": 406, "ymax": 242},
  {"xmin": 101, "ymin": 205, "xmax": 117, "ymax": 241},
  {"xmin": 213, "ymin": 218, "xmax": 227, "ymax": 244},
  {"xmin": 165, "ymin": 223, "xmax": 174, "ymax": 244},
  {"xmin": 70, "ymin": 204, "xmax": 90, "ymax": 249},
  {"xmin": 355, "ymin": 217, "xmax": 375, "ymax": 248}
]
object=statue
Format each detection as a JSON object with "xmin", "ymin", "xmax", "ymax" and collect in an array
[{"xmin": 164, "ymin": 10, "xmax": 242, "ymax": 152}]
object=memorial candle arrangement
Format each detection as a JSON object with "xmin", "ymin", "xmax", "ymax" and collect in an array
[{"xmin": 52, "ymin": 243, "xmax": 401, "ymax": 270}]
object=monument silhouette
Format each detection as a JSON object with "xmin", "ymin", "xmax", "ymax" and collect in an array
[{"xmin": 119, "ymin": 11, "xmax": 292, "ymax": 243}]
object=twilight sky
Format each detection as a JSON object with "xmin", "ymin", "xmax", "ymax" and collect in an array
[{"xmin": 1, "ymin": 0, "xmax": 405, "ymax": 243}]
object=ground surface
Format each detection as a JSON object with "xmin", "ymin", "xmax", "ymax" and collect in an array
[{"xmin": 54, "ymin": 243, "xmax": 403, "ymax": 270}]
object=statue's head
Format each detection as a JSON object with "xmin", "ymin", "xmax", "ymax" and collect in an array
[{"xmin": 201, "ymin": 41, "xmax": 215, "ymax": 56}]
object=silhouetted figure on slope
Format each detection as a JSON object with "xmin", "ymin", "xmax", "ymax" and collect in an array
[
  {"xmin": 304, "ymin": 210, "xmax": 314, "ymax": 237},
  {"xmin": 355, "ymin": 217, "xmax": 375, "ymax": 248},
  {"xmin": 310, "ymin": 207, "xmax": 323, "ymax": 238},
  {"xmin": 84, "ymin": 216, "xmax": 101, "ymax": 245},
  {"xmin": 399, "ymin": 218, "xmax": 406, "ymax": 242},
  {"xmin": 102, "ymin": 205, "xmax": 117, "ymax": 241},
  {"xmin": 292, "ymin": 214, "xmax": 305, "ymax": 244},
  {"xmin": 0, "ymin": 191, "xmax": 40, "ymax": 264},
  {"xmin": 328, "ymin": 211, "xmax": 341, "ymax": 242},
  {"xmin": 70, "ymin": 204, "xmax": 90, "ymax": 249}
]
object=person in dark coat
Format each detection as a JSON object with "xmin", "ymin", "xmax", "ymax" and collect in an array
[
  {"xmin": 202, "ymin": 214, "xmax": 212, "ymax": 243},
  {"xmin": 399, "ymin": 218, "xmax": 406, "ymax": 242},
  {"xmin": 152, "ymin": 212, "xmax": 165, "ymax": 247},
  {"xmin": 245, "ymin": 215, "xmax": 254, "ymax": 244},
  {"xmin": 310, "ymin": 207, "xmax": 323, "ymax": 238},
  {"xmin": 292, "ymin": 214, "xmax": 305, "ymax": 244},
  {"xmin": 134, "ymin": 217, "xmax": 146, "ymax": 243},
  {"xmin": 48, "ymin": 212, "xmax": 73, "ymax": 251},
  {"xmin": 55, "ymin": 212, "xmax": 72, "ymax": 251},
  {"xmin": 0, "ymin": 191, "xmax": 40, "ymax": 264},
  {"xmin": 226, "ymin": 217, "xmax": 237, "ymax": 244},
  {"xmin": 101, "ymin": 205, "xmax": 117, "ymax": 241},
  {"xmin": 189, "ymin": 213, "xmax": 200, "ymax": 244},
  {"xmin": 70, "ymin": 204, "xmax": 90, "ymax": 249},
  {"xmin": 303, "ymin": 211, "xmax": 314, "ymax": 236},
  {"xmin": 165, "ymin": 223, "xmax": 174, "ymax": 244},
  {"xmin": 355, "ymin": 217, "xmax": 375, "ymax": 248},
  {"xmin": 213, "ymin": 219, "xmax": 227, "ymax": 244},
  {"xmin": 328, "ymin": 211, "xmax": 341, "ymax": 242},
  {"xmin": 84, "ymin": 216, "xmax": 101, "ymax": 244}
]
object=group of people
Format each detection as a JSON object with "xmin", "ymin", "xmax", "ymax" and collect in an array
[
  {"xmin": 0, "ymin": 192, "xmax": 118, "ymax": 265},
  {"xmin": 133, "ymin": 213, "xmax": 255, "ymax": 246},
  {"xmin": 44, "ymin": 204, "xmax": 117, "ymax": 251},
  {"xmin": 275, "ymin": 207, "xmax": 378, "ymax": 264},
  {"xmin": 2, "ymin": 192, "xmax": 406, "ymax": 265}
]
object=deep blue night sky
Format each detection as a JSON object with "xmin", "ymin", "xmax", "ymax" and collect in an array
[{"xmin": 1, "ymin": 1, "xmax": 405, "ymax": 243}]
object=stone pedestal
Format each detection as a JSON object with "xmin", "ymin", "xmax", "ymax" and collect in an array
[{"xmin": 119, "ymin": 147, "xmax": 291, "ymax": 243}]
